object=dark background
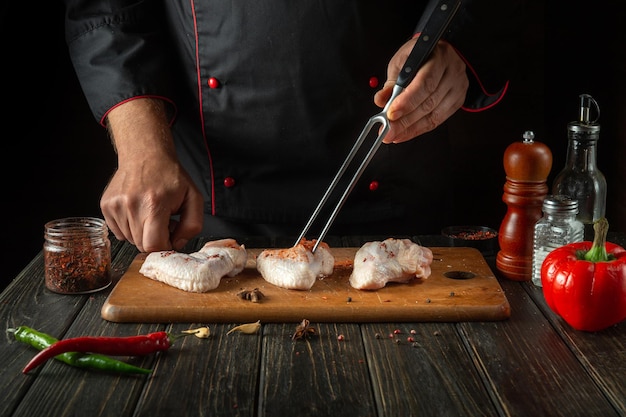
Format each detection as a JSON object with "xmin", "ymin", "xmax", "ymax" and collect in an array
[{"xmin": 2, "ymin": 1, "xmax": 625, "ymax": 290}]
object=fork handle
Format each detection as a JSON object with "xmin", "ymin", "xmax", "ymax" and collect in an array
[{"xmin": 396, "ymin": 0, "xmax": 462, "ymax": 89}]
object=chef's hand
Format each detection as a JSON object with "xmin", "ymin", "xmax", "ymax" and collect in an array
[
  {"xmin": 101, "ymin": 98, "xmax": 204, "ymax": 253},
  {"xmin": 374, "ymin": 38, "xmax": 468, "ymax": 144}
]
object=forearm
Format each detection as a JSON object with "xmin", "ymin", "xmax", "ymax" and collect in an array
[{"xmin": 106, "ymin": 98, "xmax": 176, "ymax": 163}]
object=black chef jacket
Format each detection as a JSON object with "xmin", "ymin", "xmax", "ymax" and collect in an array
[{"xmin": 63, "ymin": 0, "xmax": 518, "ymax": 237}]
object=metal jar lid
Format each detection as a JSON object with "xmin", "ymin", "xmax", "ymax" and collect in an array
[{"xmin": 542, "ymin": 195, "xmax": 579, "ymax": 214}]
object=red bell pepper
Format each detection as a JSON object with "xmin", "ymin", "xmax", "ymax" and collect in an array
[{"xmin": 541, "ymin": 218, "xmax": 626, "ymax": 331}]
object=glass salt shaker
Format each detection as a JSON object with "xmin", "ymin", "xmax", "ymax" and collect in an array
[
  {"xmin": 44, "ymin": 217, "xmax": 112, "ymax": 294},
  {"xmin": 552, "ymin": 94, "xmax": 607, "ymax": 240},
  {"xmin": 532, "ymin": 195, "xmax": 584, "ymax": 287}
]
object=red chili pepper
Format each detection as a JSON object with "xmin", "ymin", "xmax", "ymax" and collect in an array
[
  {"xmin": 22, "ymin": 331, "xmax": 181, "ymax": 374},
  {"xmin": 541, "ymin": 218, "xmax": 626, "ymax": 332}
]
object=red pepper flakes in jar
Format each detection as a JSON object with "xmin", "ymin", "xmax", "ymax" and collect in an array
[
  {"xmin": 448, "ymin": 230, "xmax": 497, "ymax": 240},
  {"xmin": 43, "ymin": 217, "xmax": 112, "ymax": 294}
]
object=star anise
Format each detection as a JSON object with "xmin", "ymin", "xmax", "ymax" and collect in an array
[
  {"xmin": 236, "ymin": 288, "xmax": 265, "ymax": 303},
  {"xmin": 292, "ymin": 319, "xmax": 316, "ymax": 340}
]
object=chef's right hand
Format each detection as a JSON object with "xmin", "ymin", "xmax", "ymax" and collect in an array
[
  {"xmin": 101, "ymin": 98, "xmax": 204, "ymax": 253},
  {"xmin": 374, "ymin": 38, "xmax": 468, "ymax": 144}
]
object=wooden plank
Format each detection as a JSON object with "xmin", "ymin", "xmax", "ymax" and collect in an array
[
  {"xmin": 259, "ymin": 323, "xmax": 376, "ymax": 417},
  {"xmin": 458, "ymin": 279, "xmax": 620, "ymax": 417},
  {"xmin": 101, "ymin": 247, "xmax": 510, "ymax": 323},
  {"xmin": 133, "ymin": 322, "xmax": 263, "ymax": 417},
  {"xmin": 525, "ymin": 283, "xmax": 626, "ymax": 415},
  {"xmin": 360, "ymin": 322, "xmax": 498, "ymax": 416}
]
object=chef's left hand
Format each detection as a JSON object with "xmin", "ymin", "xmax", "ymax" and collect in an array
[{"xmin": 374, "ymin": 38, "xmax": 468, "ymax": 144}]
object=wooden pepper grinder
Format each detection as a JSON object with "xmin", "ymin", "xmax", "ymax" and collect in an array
[{"xmin": 496, "ymin": 131, "xmax": 552, "ymax": 281}]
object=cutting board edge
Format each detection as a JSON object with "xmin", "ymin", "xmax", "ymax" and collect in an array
[
  {"xmin": 101, "ymin": 246, "xmax": 510, "ymax": 323},
  {"xmin": 101, "ymin": 298, "xmax": 512, "ymax": 323}
]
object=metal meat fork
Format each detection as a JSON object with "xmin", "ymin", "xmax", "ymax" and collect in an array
[{"xmin": 296, "ymin": 0, "xmax": 462, "ymax": 252}]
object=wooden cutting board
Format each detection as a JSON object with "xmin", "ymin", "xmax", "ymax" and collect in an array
[{"xmin": 101, "ymin": 247, "xmax": 510, "ymax": 323}]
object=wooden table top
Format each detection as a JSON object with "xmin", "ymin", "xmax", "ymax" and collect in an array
[{"xmin": 1, "ymin": 234, "xmax": 624, "ymax": 417}]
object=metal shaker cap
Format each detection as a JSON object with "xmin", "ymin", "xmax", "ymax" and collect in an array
[{"xmin": 542, "ymin": 195, "xmax": 579, "ymax": 215}]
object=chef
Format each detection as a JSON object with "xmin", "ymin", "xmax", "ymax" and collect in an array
[{"xmin": 62, "ymin": 0, "xmax": 519, "ymax": 252}]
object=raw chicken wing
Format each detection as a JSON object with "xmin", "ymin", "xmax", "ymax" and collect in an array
[
  {"xmin": 139, "ymin": 238, "xmax": 247, "ymax": 292},
  {"xmin": 349, "ymin": 238, "xmax": 433, "ymax": 290},
  {"xmin": 256, "ymin": 239, "xmax": 334, "ymax": 290}
]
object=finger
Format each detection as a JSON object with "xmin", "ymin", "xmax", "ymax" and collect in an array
[
  {"xmin": 170, "ymin": 190, "xmax": 204, "ymax": 251},
  {"xmin": 102, "ymin": 212, "xmax": 126, "ymax": 243},
  {"xmin": 101, "ymin": 197, "xmax": 134, "ymax": 246},
  {"xmin": 141, "ymin": 210, "xmax": 173, "ymax": 253},
  {"xmin": 385, "ymin": 86, "xmax": 464, "ymax": 143},
  {"xmin": 387, "ymin": 58, "xmax": 444, "ymax": 123},
  {"xmin": 373, "ymin": 81, "xmax": 394, "ymax": 109}
]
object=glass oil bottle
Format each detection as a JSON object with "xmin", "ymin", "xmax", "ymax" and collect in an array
[{"xmin": 552, "ymin": 94, "xmax": 607, "ymax": 240}]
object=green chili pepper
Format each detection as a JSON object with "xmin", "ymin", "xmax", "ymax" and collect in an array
[{"xmin": 8, "ymin": 326, "xmax": 152, "ymax": 375}]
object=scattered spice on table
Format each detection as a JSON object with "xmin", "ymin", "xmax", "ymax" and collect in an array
[
  {"xmin": 182, "ymin": 327, "xmax": 211, "ymax": 338},
  {"xmin": 227, "ymin": 320, "xmax": 261, "ymax": 335},
  {"xmin": 292, "ymin": 319, "xmax": 316, "ymax": 340},
  {"xmin": 8, "ymin": 326, "xmax": 152, "ymax": 375}
]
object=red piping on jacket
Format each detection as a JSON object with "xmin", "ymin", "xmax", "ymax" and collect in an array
[
  {"xmin": 453, "ymin": 45, "xmax": 509, "ymax": 112},
  {"xmin": 100, "ymin": 96, "xmax": 177, "ymax": 127},
  {"xmin": 410, "ymin": 33, "xmax": 508, "ymax": 113},
  {"xmin": 191, "ymin": 0, "xmax": 216, "ymax": 216}
]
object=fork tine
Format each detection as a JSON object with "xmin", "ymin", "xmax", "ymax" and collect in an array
[
  {"xmin": 294, "ymin": 115, "xmax": 386, "ymax": 247},
  {"xmin": 295, "ymin": 109, "xmax": 392, "ymax": 252},
  {"xmin": 296, "ymin": 84, "xmax": 404, "ymax": 252},
  {"xmin": 309, "ymin": 116, "xmax": 391, "ymax": 253}
]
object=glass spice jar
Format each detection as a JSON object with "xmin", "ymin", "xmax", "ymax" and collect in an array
[
  {"xmin": 44, "ymin": 217, "xmax": 112, "ymax": 294},
  {"xmin": 531, "ymin": 195, "xmax": 584, "ymax": 287}
]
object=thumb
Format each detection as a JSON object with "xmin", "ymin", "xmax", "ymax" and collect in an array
[{"xmin": 373, "ymin": 80, "xmax": 395, "ymax": 109}]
